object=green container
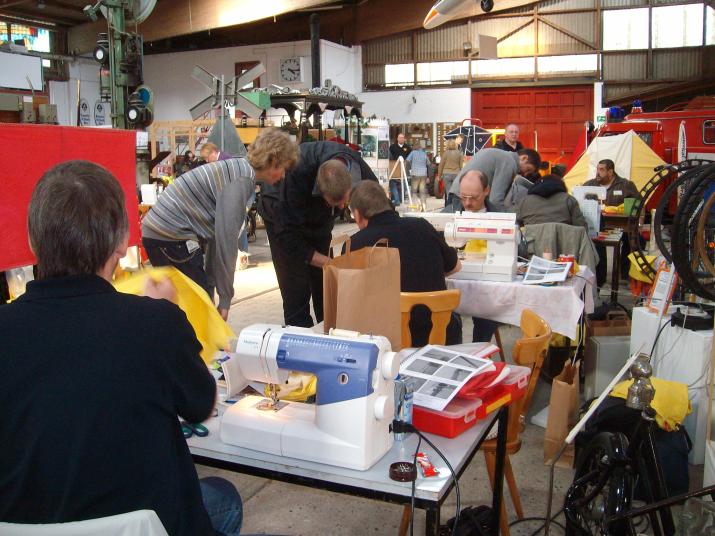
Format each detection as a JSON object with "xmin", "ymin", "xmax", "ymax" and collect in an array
[{"xmin": 624, "ymin": 197, "xmax": 640, "ymax": 216}]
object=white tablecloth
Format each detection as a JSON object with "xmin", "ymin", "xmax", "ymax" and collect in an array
[
  {"xmin": 446, "ymin": 268, "xmax": 596, "ymax": 339},
  {"xmin": 630, "ymin": 307, "xmax": 713, "ymax": 464}
]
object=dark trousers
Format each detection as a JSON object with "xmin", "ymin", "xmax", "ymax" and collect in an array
[
  {"xmin": 142, "ymin": 237, "xmax": 213, "ymax": 301},
  {"xmin": 595, "ymin": 234, "xmax": 636, "ymax": 288},
  {"xmin": 472, "ymin": 316, "xmax": 499, "ymax": 343},
  {"xmin": 409, "ymin": 309, "xmax": 463, "ymax": 347},
  {"xmin": 267, "ymin": 227, "xmax": 331, "ymax": 328}
]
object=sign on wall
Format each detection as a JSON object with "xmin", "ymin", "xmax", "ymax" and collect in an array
[
  {"xmin": 78, "ymin": 98, "xmax": 91, "ymax": 126},
  {"xmin": 94, "ymin": 100, "xmax": 106, "ymax": 126}
]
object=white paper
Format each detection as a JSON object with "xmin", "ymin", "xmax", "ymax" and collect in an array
[
  {"xmin": 399, "ymin": 345, "xmax": 494, "ymax": 411},
  {"xmin": 522, "ymin": 256, "xmax": 571, "ymax": 285}
]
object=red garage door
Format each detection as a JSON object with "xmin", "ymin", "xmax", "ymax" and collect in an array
[{"xmin": 471, "ymin": 85, "xmax": 593, "ymax": 168}]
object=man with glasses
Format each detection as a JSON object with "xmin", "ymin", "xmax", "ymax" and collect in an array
[
  {"xmin": 444, "ymin": 170, "xmax": 500, "ymax": 343},
  {"xmin": 258, "ymin": 141, "xmax": 378, "ymax": 327}
]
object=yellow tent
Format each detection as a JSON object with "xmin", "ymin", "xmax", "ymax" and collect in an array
[{"xmin": 564, "ymin": 130, "xmax": 666, "ymax": 192}]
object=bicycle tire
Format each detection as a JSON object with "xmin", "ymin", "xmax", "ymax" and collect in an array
[
  {"xmin": 672, "ymin": 169, "xmax": 715, "ymax": 300},
  {"xmin": 565, "ymin": 432, "xmax": 633, "ymax": 536}
]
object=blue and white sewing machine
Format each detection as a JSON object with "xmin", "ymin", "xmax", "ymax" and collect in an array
[{"xmin": 220, "ymin": 324, "xmax": 399, "ymax": 470}]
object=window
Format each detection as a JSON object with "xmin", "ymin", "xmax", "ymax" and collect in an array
[
  {"xmin": 704, "ymin": 120, "xmax": 715, "ymax": 145},
  {"xmin": 0, "ymin": 21, "xmax": 8, "ymax": 44},
  {"xmin": 385, "ymin": 64, "xmax": 414, "ymax": 87},
  {"xmin": 707, "ymin": 5, "xmax": 715, "ymax": 45},
  {"xmin": 416, "ymin": 61, "xmax": 469, "ymax": 85},
  {"xmin": 471, "ymin": 57, "xmax": 534, "ymax": 78},
  {"xmin": 652, "ymin": 4, "xmax": 703, "ymax": 48},
  {"xmin": 603, "ymin": 8, "xmax": 649, "ymax": 50},
  {"xmin": 10, "ymin": 24, "xmax": 51, "ymax": 67},
  {"xmin": 538, "ymin": 54, "xmax": 598, "ymax": 74}
]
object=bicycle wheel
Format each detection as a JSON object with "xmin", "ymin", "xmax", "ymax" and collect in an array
[{"xmin": 565, "ymin": 432, "xmax": 633, "ymax": 536}]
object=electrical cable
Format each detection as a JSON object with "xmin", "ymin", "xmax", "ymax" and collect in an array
[
  {"xmin": 409, "ymin": 434, "xmax": 423, "ymax": 536},
  {"xmin": 508, "ymin": 507, "xmax": 567, "ymax": 534},
  {"xmin": 649, "ymin": 319, "xmax": 671, "ymax": 357}
]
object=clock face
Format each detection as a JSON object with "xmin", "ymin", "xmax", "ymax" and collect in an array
[{"xmin": 280, "ymin": 58, "xmax": 301, "ymax": 82}]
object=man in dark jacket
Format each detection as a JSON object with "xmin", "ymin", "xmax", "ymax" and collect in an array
[
  {"xmin": 349, "ymin": 181, "xmax": 462, "ymax": 345},
  {"xmin": 516, "ymin": 174, "xmax": 588, "ymax": 230},
  {"xmin": 258, "ymin": 141, "xmax": 378, "ymax": 327},
  {"xmin": 0, "ymin": 161, "xmax": 241, "ymax": 535}
]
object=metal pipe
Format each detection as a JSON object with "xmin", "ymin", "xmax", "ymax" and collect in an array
[{"xmin": 310, "ymin": 13, "xmax": 320, "ymax": 89}]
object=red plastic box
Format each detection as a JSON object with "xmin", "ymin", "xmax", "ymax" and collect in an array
[{"xmin": 412, "ymin": 365, "xmax": 531, "ymax": 438}]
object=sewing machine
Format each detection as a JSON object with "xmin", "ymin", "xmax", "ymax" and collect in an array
[
  {"xmin": 220, "ymin": 324, "xmax": 399, "ymax": 471},
  {"xmin": 572, "ymin": 186, "xmax": 607, "ymax": 238},
  {"xmin": 407, "ymin": 211, "xmax": 519, "ymax": 281}
]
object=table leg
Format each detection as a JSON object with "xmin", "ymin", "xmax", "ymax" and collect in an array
[
  {"xmin": 425, "ymin": 505, "xmax": 440, "ymax": 536},
  {"xmin": 611, "ymin": 241, "xmax": 621, "ymax": 304},
  {"xmin": 492, "ymin": 406, "xmax": 509, "ymax": 535}
]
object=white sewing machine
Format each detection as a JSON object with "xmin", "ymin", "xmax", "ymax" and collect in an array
[
  {"xmin": 407, "ymin": 211, "xmax": 519, "ymax": 281},
  {"xmin": 219, "ymin": 324, "xmax": 399, "ymax": 471},
  {"xmin": 572, "ymin": 186, "xmax": 607, "ymax": 238}
]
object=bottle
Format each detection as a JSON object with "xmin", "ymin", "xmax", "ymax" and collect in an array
[{"xmin": 393, "ymin": 375, "xmax": 414, "ymax": 442}]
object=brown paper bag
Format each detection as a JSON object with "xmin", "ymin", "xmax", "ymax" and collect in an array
[
  {"xmin": 544, "ymin": 360, "xmax": 580, "ymax": 468},
  {"xmin": 323, "ymin": 238, "xmax": 402, "ymax": 351}
]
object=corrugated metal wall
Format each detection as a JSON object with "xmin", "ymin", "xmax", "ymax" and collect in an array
[{"xmin": 361, "ymin": 0, "xmax": 712, "ymax": 101}]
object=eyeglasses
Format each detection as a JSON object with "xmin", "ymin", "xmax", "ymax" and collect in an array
[{"xmin": 458, "ymin": 194, "xmax": 482, "ymax": 202}]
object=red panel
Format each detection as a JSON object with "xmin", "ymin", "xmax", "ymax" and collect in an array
[
  {"xmin": 471, "ymin": 85, "xmax": 593, "ymax": 168},
  {"xmin": 0, "ymin": 124, "xmax": 140, "ymax": 271}
]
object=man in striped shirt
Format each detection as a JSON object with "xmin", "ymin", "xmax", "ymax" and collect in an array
[{"xmin": 142, "ymin": 130, "xmax": 299, "ymax": 320}]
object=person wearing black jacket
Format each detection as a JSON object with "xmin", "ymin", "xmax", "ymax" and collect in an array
[
  {"xmin": 515, "ymin": 174, "xmax": 588, "ymax": 230},
  {"xmin": 258, "ymin": 141, "xmax": 378, "ymax": 327}
]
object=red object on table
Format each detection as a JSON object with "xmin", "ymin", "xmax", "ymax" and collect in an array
[
  {"xmin": 0, "ymin": 124, "xmax": 140, "ymax": 271},
  {"xmin": 413, "ymin": 365, "xmax": 531, "ymax": 438}
]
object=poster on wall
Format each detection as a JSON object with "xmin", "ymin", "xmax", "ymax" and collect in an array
[
  {"xmin": 78, "ymin": 98, "xmax": 91, "ymax": 126},
  {"xmin": 361, "ymin": 127, "xmax": 379, "ymax": 173},
  {"xmin": 94, "ymin": 101, "xmax": 106, "ymax": 126}
]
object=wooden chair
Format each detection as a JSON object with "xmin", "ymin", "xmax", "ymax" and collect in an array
[
  {"xmin": 397, "ymin": 289, "xmax": 461, "ymax": 536},
  {"xmin": 481, "ymin": 309, "xmax": 552, "ymax": 536},
  {"xmin": 399, "ymin": 289, "xmax": 461, "ymax": 348}
]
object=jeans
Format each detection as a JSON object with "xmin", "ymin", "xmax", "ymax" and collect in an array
[
  {"xmin": 472, "ymin": 317, "xmax": 499, "ymax": 343},
  {"xmin": 442, "ymin": 174, "xmax": 457, "ymax": 207},
  {"xmin": 410, "ymin": 176, "xmax": 428, "ymax": 211},
  {"xmin": 200, "ymin": 477, "xmax": 242, "ymax": 536},
  {"xmin": 142, "ymin": 237, "xmax": 214, "ymax": 301},
  {"xmin": 389, "ymin": 180, "xmax": 402, "ymax": 205}
]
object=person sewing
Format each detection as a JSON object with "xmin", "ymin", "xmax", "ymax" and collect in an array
[
  {"xmin": 584, "ymin": 159, "xmax": 642, "ymax": 286},
  {"xmin": 516, "ymin": 174, "xmax": 588, "ymax": 230},
  {"xmin": 0, "ymin": 160, "xmax": 242, "ymax": 535},
  {"xmin": 258, "ymin": 141, "xmax": 378, "ymax": 328},
  {"xmin": 142, "ymin": 128, "xmax": 299, "ymax": 320},
  {"xmin": 444, "ymin": 170, "xmax": 501, "ymax": 344},
  {"xmin": 447, "ymin": 147, "xmax": 541, "ymax": 212},
  {"xmin": 348, "ymin": 180, "xmax": 462, "ymax": 346}
]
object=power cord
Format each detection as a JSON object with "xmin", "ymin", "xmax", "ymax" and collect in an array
[
  {"xmin": 508, "ymin": 507, "xmax": 567, "ymax": 535},
  {"xmin": 410, "ymin": 434, "xmax": 423, "ymax": 536},
  {"xmin": 393, "ymin": 421, "xmax": 461, "ymax": 536}
]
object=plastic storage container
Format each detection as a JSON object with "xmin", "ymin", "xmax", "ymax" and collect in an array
[{"xmin": 412, "ymin": 365, "xmax": 531, "ymax": 438}]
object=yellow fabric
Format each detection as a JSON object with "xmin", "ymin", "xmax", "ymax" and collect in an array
[
  {"xmin": 627, "ymin": 252, "xmax": 657, "ymax": 283},
  {"xmin": 564, "ymin": 131, "xmax": 666, "ymax": 192},
  {"xmin": 465, "ymin": 239, "xmax": 487, "ymax": 254},
  {"xmin": 114, "ymin": 267, "xmax": 235, "ymax": 363},
  {"xmin": 603, "ymin": 204, "xmax": 624, "ymax": 214},
  {"xmin": 265, "ymin": 372, "xmax": 317, "ymax": 401},
  {"xmin": 610, "ymin": 377, "xmax": 692, "ymax": 431}
]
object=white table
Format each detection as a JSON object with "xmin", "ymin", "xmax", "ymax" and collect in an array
[
  {"xmin": 630, "ymin": 307, "xmax": 713, "ymax": 464},
  {"xmin": 188, "ymin": 404, "xmax": 509, "ymax": 535},
  {"xmin": 447, "ymin": 268, "xmax": 596, "ymax": 339}
]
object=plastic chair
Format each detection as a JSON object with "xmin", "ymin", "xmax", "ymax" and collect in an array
[
  {"xmin": 398, "ymin": 289, "xmax": 461, "ymax": 536},
  {"xmin": 399, "ymin": 289, "xmax": 461, "ymax": 348},
  {"xmin": 481, "ymin": 309, "xmax": 552, "ymax": 536},
  {"xmin": 0, "ymin": 510, "xmax": 169, "ymax": 536}
]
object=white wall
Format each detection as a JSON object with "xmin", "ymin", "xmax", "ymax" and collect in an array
[
  {"xmin": 357, "ymin": 88, "xmax": 471, "ymax": 124},
  {"xmin": 142, "ymin": 39, "xmax": 361, "ymax": 122},
  {"xmin": 49, "ymin": 57, "xmax": 108, "ymax": 127}
]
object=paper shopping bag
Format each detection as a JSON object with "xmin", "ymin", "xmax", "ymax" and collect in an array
[
  {"xmin": 323, "ymin": 238, "xmax": 402, "ymax": 351},
  {"xmin": 544, "ymin": 360, "xmax": 580, "ymax": 468}
]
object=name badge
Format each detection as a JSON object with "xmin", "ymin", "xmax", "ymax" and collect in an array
[{"xmin": 614, "ymin": 190, "xmax": 623, "ymax": 196}]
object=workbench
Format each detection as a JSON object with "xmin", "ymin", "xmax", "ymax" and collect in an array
[{"xmin": 189, "ymin": 405, "xmax": 508, "ymax": 535}]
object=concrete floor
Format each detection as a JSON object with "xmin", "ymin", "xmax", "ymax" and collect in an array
[{"xmin": 201, "ymin": 197, "xmax": 700, "ymax": 535}]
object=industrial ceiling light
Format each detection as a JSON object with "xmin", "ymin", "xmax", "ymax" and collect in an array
[{"xmin": 93, "ymin": 32, "xmax": 109, "ymax": 65}]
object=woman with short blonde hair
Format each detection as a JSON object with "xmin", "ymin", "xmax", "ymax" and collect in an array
[{"xmin": 248, "ymin": 129, "xmax": 300, "ymax": 178}]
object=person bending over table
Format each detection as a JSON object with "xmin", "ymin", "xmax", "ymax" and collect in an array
[
  {"xmin": 584, "ymin": 158, "xmax": 642, "ymax": 287},
  {"xmin": 447, "ymin": 147, "xmax": 541, "ymax": 212},
  {"xmin": 142, "ymin": 129, "xmax": 299, "ymax": 320},
  {"xmin": 0, "ymin": 161, "xmax": 241, "ymax": 536},
  {"xmin": 516, "ymin": 173, "xmax": 589, "ymax": 230},
  {"xmin": 349, "ymin": 181, "xmax": 462, "ymax": 345},
  {"xmin": 258, "ymin": 141, "xmax": 378, "ymax": 328},
  {"xmin": 443, "ymin": 170, "xmax": 502, "ymax": 344}
]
